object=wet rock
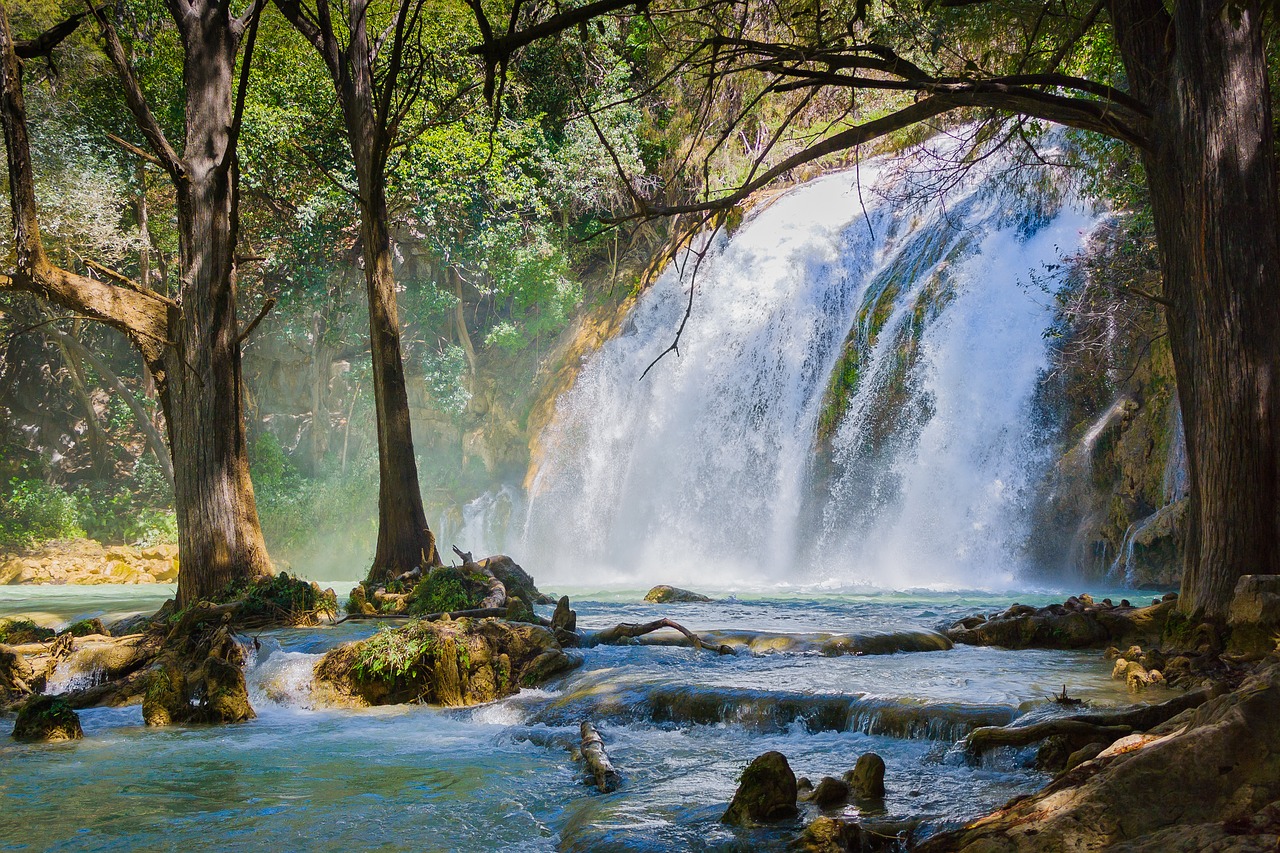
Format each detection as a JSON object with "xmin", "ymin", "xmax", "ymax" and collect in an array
[
  {"xmin": 1036, "ymin": 734, "xmax": 1079, "ymax": 772},
  {"xmin": 483, "ymin": 556, "xmax": 553, "ymax": 605},
  {"xmin": 12, "ymin": 695, "xmax": 82, "ymax": 742},
  {"xmin": 644, "ymin": 585, "xmax": 712, "ymax": 604},
  {"xmin": 314, "ymin": 617, "xmax": 579, "ymax": 708},
  {"xmin": 142, "ymin": 628, "xmax": 254, "ymax": 726},
  {"xmin": 916, "ymin": 661, "xmax": 1280, "ymax": 851},
  {"xmin": 846, "ymin": 753, "xmax": 886, "ymax": 799},
  {"xmin": 947, "ymin": 599, "xmax": 1174, "ymax": 650},
  {"xmin": 142, "ymin": 660, "xmax": 189, "ymax": 726},
  {"xmin": 810, "ymin": 776, "xmax": 851, "ymax": 808},
  {"xmin": 552, "ymin": 596, "xmax": 578, "ymax": 647},
  {"xmin": 797, "ymin": 777, "xmax": 814, "ymax": 799},
  {"xmin": 722, "ymin": 750, "xmax": 799, "ymax": 826},
  {"xmin": 793, "ymin": 817, "xmax": 903, "ymax": 852}
]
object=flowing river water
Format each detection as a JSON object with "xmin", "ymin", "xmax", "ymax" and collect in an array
[{"xmin": 0, "ymin": 583, "xmax": 1169, "ymax": 851}]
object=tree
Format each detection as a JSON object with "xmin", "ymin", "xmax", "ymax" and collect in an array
[
  {"xmin": 0, "ymin": 0, "xmax": 274, "ymax": 605},
  {"xmin": 472, "ymin": 0, "xmax": 1279, "ymax": 619},
  {"xmin": 271, "ymin": 0, "xmax": 461, "ymax": 582}
]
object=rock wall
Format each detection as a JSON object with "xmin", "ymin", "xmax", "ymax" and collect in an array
[{"xmin": 0, "ymin": 540, "xmax": 179, "ymax": 585}]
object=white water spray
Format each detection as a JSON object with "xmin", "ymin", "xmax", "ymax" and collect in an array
[{"xmin": 504, "ymin": 148, "xmax": 1101, "ymax": 589}]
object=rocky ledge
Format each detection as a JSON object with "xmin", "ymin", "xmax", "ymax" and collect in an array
[
  {"xmin": 0, "ymin": 539, "xmax": 178, "ymax": 585},
  {"xmin": 945, "ymin": 593, "xmax": 1178, "ymax": 650}
]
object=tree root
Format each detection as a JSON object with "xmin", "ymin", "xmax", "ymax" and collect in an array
[
  {"xmin": 580, "ymin": 721, "xmax": 621, "ymax": 792},
  {"xmin": 588, "ymin": 618, "xmax": 734, "ymax": 655}
]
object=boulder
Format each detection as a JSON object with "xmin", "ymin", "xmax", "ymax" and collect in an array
[
  {"xmin": 722, "ymin": 751, "xmax": 799, "ymax": 825},
  {"xmin": 916, "ymin": 662, "xmax": 1280, "ymax": 851},
  {"xmin": 946, "ymin": 599, "xmax": 1174, "ymax": 650},
  {"xmin": 644, "ymin": 585, "xmax": 712, "ymax": 604},
  {"xmin": 313, "ymin": 617, "xmax": 579, "ymax": 708},
  {"xmin": 552, "ymin": 596, "xmax": 578, "ymax": 647},
  {"xmin": 792, "ymin": 817, "xmax": 902, "ymax": 852},
  {"xmin": 12, "ymin": 695, "xmax": 82, "ymax": 742},
  {"xmin": 846, "ymin": 753, "xmax": 886, "ymax": 799},
  {"xmin": 810, "ymin": 776, "xmax": 851, "ymax": 807}
]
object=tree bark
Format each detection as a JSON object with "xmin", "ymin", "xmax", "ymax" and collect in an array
[
  {"xmin": 0, "ymin": 1, "xmax": 273, "ymax": 606},
  {"xmin": 273, "ymin": 0, "xmax": 441, "ymax": 583},
  {"xmin": 1115, "ymin": 0, "xmax": 1280, "ymax": 618}
]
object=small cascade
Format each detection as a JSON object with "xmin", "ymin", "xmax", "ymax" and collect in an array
[
  {"xmin": 1108, "ymin": 403, "xmax": 1189, "ymax": 585},
  {"xmin": 246, "ymin": 644, "xmax": 325, "ymax": 709}
]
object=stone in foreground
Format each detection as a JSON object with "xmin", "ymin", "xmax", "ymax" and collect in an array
[
  {"xmin": 722, "ymin": 750, "xmax": 798, "ymax": 825},
  {"xmin": 12, "ymin": 695, "xmax": 83, "ymax": 742}
]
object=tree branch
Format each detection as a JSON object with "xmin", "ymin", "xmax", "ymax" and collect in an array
[
  {"xmin": 14, "ymin": 7, "xmax": 99, "ymax": 59},
  {"xmin": 84, "ymin": 1, "xmax": 183, "ymax": 179}
]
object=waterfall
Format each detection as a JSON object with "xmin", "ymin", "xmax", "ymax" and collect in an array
[{"xmin": 508, "ymin": 146, "xmax": 1101, "ymax": 589}]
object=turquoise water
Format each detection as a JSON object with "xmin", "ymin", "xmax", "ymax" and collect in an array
[{"xmin": 0, "ymin": 584, "xmax": 1169, "ymax": 851}]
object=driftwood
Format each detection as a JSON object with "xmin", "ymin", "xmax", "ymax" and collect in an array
[
  {"xmin": 965, "ymin": 683, "xmax": 1222, "ymax": 755},
  {"xmin": 580, "ymin": 721, "xmax": 621, "ymax": 792},
  {"xmin": 966, "ymin": 720, "xmax": 1134, "ymax": 753},
  {"xmin": 454, "ymin": 546, "xmax": 507, "ymax": 610},
  {"xmin": 589, "ymin": 618, "xmax": 734, "ymax": 655}
]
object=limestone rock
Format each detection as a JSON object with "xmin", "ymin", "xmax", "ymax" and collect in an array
[
  {"xmin": 552, "ymin": 595, "xmax": 578, "ymax": 648},
  {"xmin": 12, "ymin": 695, "xmax": 82, "ymax": 742},
  {"xmin": 722, "ymin": 750, "xmax": 799, "ymax": 825},
  {"xmin": 916, "ymin": 662, "xmax": 1280, "ymax": 851},
  {"xmin": 313, "ymin": 617, "xmax": 579, "ymax": 708},
  {"xmin": 644, "ymin": 585, "xmax": 712, "ymax": 604},
  {"xmin": 846, "ymin": 753, "xmax": 886, "ymax": 799}
]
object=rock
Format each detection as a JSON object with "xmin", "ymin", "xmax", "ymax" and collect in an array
[
  {"xmin": 846, "ymin": 752, "xmax": 886, "ymax": 799},
  {"xmin": 142, "ymin": 660, "xmax": 188, "ymax": 726},
  {"xmin": 722, "ymin": 751, "xmax": 799, "ymax": 826},
  {"xmin": 810, "ymin": 776, "xmax": 851, "ymax": 807},
  {"xmin": 60, "ymin": 618, "xmax": 107, "ymax": 638},
  {"xmin": 1228, "ymin": 574, "xmax": 1280, "ymax": 656},
  {"xmin": 313, "ymin": 617, "xmax": 579, "ymax": 708},
  {"xmin": 0, "ymin": 617, "xmax": 54, "ymax": 645},
  {"xmin": 481, "ymin": 556, "xmax": 553, "ymax": 605},
  {"xmin": 916, "ymin": 661, "xmax": 1280, "ymax": 851},
  {"xmin": 644, "ymin": 585, "xmax": 712, "ymax": 604},
  {"xmin": 947, "ymin": 599, "xmax": 1174, "ymax": 650},
  {"xmin": 1064, "ymin": 741, "xmax": 1107, "ymax": 771},
  {"xmin": 793, "ymin": 818, "xmax": 904, "ymax": 852},
  {"xmin": 552, "ymin": 596, "xmax": 578, "ymax": 647},
  {"xmin": 12, "ymin": 695, "xmax": 82, "ymax": 742},
  {"xmin": 197, "ymin": 655, "xmax": 255, "ymax": 723}
]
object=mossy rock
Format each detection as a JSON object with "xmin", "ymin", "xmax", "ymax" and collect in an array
[
  {"xmin": 846, "ymin": 752, "xmax": 886, "ymax": 798},
  {"xmin": 722, "ymin": 750, "xmax": 798, "ymax": 826},
  {"xmin": 483, "ymin": 556, "xmax": 553, "ymax": 605},
  {"xmin": 142, "ymin": 660, "xmax": 188, "ymax": 726},
  {"xmin": 199, "ymin": 572, "xmax": 337, "ymax": 627},
  {"xmin": 313, "ymin": 617, "xmax": 579, "ymax": 708},
  {"xmin": 644, "ymin": 585, "xmax": 712, "ymax": 604},
  {"xmin": 0, "ymin": 617, "xmax": 54, "ymax": 645},
  {"xmin": 61, "ymin": 618, "xmax": 107, "ymax": 638},
  {"xmin": 195, "ymin": 656, "xmax": 255, "ymax": 723},
  {"xmin": 12, "ymin": 695, "xmax": 82, "ymax": 742}
]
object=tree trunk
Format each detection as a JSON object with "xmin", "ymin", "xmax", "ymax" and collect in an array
[
  {"xmin": 1132, "ymin": 0, "xmax": 1280, "ymax": 618},
  {"xmin": 358, "ymin": 177, "xmax": 440, "ymax": 581},
  {"xmin": 309, "ymin": 308, "xmax": 332, "ymax": 476},
  {"xmin": 161, "ymin": 7, "xmax": 272, "ymax": 605}
]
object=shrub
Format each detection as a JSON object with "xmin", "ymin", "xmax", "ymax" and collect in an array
[
  {"xmin": 0, "ymin": 479, "xmax": 83, "ymax": 548},
  {"xmin": 407, "ymin": 567, "xmax": 480, "ymax": 616}
]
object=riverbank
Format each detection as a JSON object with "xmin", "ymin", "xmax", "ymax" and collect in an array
[{"xmin": 0, "ymin": 539, "xmax": 179, "ymax": 586}]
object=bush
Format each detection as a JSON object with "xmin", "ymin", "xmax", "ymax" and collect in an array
[
  {"xmin": 74, "ymin": 483, "xmax": 177, "ymax": 546},
  {"xmin": 407, "ymin": 567, "xmax": 480, "ymax": 616},
  {"xmin": 0, "ymin": 479, "xmax": 83, "ymax": 548}
]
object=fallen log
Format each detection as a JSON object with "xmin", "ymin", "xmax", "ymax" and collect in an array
[
  {"xmin": 580, "ymin": 721, "xmax": 621, "ymax": 792},
  {"xmin": 454, "ymin": 546, "xmax": 507, "ymax": 610},
  {"xmin": 964, "ymin": 683, "xmax": 1222, "ymax": 755},
  {"xmin": 966, "ymin": 720, "xmax": 1133, "ymax": 754},
  {"xmin": 588, "ymin": 618, "xmax": 734, "ymax": 655}
]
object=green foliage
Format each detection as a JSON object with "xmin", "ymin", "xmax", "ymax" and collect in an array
[
  {"xmin": 0, "ymin": 617, "xmax": 55, "ymax": 645},
  {"xmin": 0, "ymin": 479, "xmax": 83, "ymax": 548},
  {"xmin": 353, "ymin": 625, "xmax": 437, "ymax": 682},
  {"xmin": 407, "ymin": 567, "xmax": 480, "ymax": 616},
  {"xmin": 208, "ymin": 572, "xmax": 337, "ymax": 619},
  {"xmin": 73, "ymin": 483, "xmax": 177, "ymax": 547}
]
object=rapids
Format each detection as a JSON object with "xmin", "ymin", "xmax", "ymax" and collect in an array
[{"xmin": 0, "ymin": 584, "xmax": 1170, "ymax": 851}]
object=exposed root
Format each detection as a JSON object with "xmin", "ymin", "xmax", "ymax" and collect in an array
[
  {"xmin": 588, "ymin": 618, "xmax": 734, "ymax": 655},
  {"xmin": 579, "ymin": 721, "xmax": 621, "ymax": 792}
]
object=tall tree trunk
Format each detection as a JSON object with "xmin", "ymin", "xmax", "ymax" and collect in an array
[
  {"xmin": 163, "ymin": 11, "xmax": 273, "ymax": 604},
  {"xmin": 1122, "ymin": 0, "xmax": 1280, "ymax": 618},
  {"xmin": 358, "ymin": 176, "xmax": 439, "ymax": 581}
]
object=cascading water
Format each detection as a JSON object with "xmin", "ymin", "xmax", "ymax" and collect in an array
[{"xmin": 501, "ymin": 145, "xmax": 1102, "ymax": 589}]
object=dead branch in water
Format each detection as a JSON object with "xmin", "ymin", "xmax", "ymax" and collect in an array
[
  {"xmin": 580, "ymin": 721, "xmax": 621, "ymax": 792},
  {"xmin": 589, "ymin": 618, "xmax": 734, "ymax": 655}
]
